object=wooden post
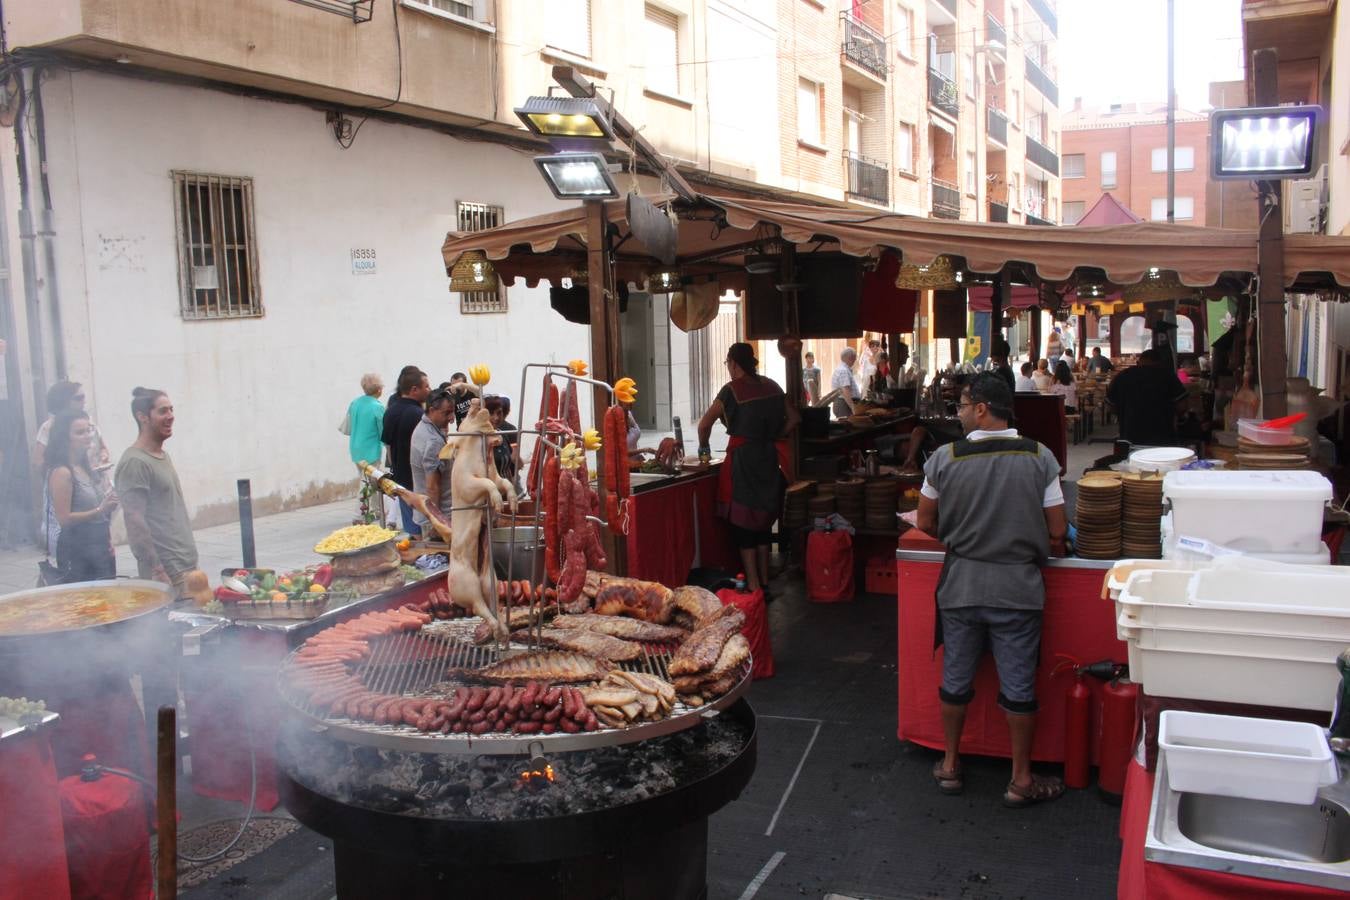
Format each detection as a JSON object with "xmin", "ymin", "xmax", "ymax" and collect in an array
[
  {"xmin": 156, "ymin": 706, "xmax": 177, "ymax": 900},
  {"xmin": 1253, "ymin": 48, "xmax": 1288, "ymax": 417},
  {"xmin": 990, "ymin": 272, "xmax": 1006, "ymax": 350},
  {"xmin": 584, "ymin": 200, "xmax": 627, "ymax": 574}
]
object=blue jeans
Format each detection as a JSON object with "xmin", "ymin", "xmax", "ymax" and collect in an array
[{"xmin": 398, "ymin": 499, "xmax": 421, "ymax": 537}]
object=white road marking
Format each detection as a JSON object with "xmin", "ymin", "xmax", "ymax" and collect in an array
[
  {"xmin": 764, "ymin": 719, "xmax": 822, "ymax": 836},
  {"xmin": 760, "ymin": 714, "xmax": 827, "ymax": 723},
  {"xmin": 738, "ymin": 850, "xmax": 786, "ymax": 900}
]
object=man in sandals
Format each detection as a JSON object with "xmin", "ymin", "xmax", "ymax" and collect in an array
[{"xmin": 916, "ymin": 373, "xmax": 1069, "ymax": 808}]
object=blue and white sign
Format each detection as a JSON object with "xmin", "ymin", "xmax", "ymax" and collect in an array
[{"xmin": 351, "ymin": 248, "xmax": 377, "ymax": 275}]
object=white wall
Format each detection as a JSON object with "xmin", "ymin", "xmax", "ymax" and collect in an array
[{"xmin": 35, "ymin": 70, "xmax": 592, "ymax": 521}]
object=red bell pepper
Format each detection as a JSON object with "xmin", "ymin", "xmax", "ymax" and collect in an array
[{"xmin": 312, "ymin": 564, "xmax": 334, "ymax": 589}]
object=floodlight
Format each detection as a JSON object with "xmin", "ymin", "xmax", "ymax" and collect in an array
[
  {"xmin": 533, "ymin": 153, "xmax": 619, "ymax": 199},
  {"xmin": 1210, "ymin": 106, "xmax": 1320, "ymax": 180},
  {"xmin": 514, "ymin": 96, "xmax": 614, "ymax": 141}
]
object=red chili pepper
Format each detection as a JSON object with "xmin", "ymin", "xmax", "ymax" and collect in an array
[{"xmin": 214, "ymin": 586, "xmax": 250, "ymax": 603}]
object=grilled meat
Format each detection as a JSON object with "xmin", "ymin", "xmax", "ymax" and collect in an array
[
  {"xmin": 519, "ymin": 627, "xmax": 643, "ymax": 662},
  {"xmin": 668, "ymin": 605, "xmax": 745, "ymax": 676},
  {"xmin": 473, "ymin": 603, "xmax": 558, "ymax": 644},
  {"xmin": 592, "ymin": 577, "xmax": 676, "ymax": 623},
  {"xmin": 707, "ymin": 633, "xmax": 750, "ymax": 680},
  {"xmin": 451, "ymin": 650, "xmax": 611, "ymax": 684},
  {"xmin": 551, "ymin": 614, "xmax": 685, "ymax": 643},
  {"xmin": 672, "ymin": 585, "xmax": 724, "ymax": 625}
]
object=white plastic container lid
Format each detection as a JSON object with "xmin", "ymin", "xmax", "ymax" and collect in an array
[
  {"xmin": 1162, "ymin": 469, "xmax": 1333, "ymax": 501},
  {"xmin": 1129, "ymin": 446, "xmax": 1195, "ymax": 473}
]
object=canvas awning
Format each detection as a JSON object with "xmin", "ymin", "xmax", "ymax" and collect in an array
[
  {"xmin": 441, "ymin": 193, "xmax": 1350, "ymax": 293},
  {"xmin": 967, "ymin": 284, "xmax": 1040, "ymax": 312}
]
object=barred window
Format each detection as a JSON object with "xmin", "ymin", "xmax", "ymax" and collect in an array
[
  {"xmin": 173, "ymin": 172, "xmax": 262, "ymax": 320},
  {"xmin": 456, "ymin": 201, "xmax": 508, "ymax": 314}
]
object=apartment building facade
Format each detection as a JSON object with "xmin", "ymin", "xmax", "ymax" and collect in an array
[
  {"xmin": 1059, "ymin": 101, "xmax": 1211, "ymax": 226},
  {"xmin": 0, "ymin": 0, "xmax": 1059, "ymax": 526}
]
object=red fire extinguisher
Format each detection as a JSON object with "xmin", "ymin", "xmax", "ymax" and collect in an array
[
  {"xmin": 1098, "ymin": 675, "xmax": 1139, "ymax": 801},
  {"xmin": 1053, "ymin": 654, "xmax": 1092, "ymax": 790}
]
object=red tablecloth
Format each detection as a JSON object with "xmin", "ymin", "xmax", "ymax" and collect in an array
[
  {"xmin": 896, "ymin": 532, "xmax": 1128, "ymax": 762},
  {"xmin": 626, "ymin": 469, "xmax": 738, "ymax": 587},
  {"xmin": 0, "ymin": 729, "xmax": 71, "ymax": 900},
  {"xmin": 1117, "ymin": 759, "xmax": 1345, "ymax": 899}
]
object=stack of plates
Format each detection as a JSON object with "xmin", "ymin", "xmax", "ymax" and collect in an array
[
  {"xmin": 783, "ymin": 481, "xmax": 815, "ymax": 530},
  {"xmin": 1120, "ymin": 472, "xmax": 1164, "ymax": 558},
  {"xmin": 1075, "ymin": 472, "xmax": 1123, "ymax": 559},
  {"xmin": 1237, "ymin": 435, "xmax": 1312, "ymax": 470},
  {"xmin": 834, "ymin": 477, "xmax": 866, "ymax": 525},
  {"xmin": 806, "ymin": 492, "xmax": 836, "ymax": 520},
  {"xmin": 864, "ymin": 478, "xmax": 900, "ymax": 530}
]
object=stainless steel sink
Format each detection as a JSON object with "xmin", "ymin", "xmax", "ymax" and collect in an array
[
  {"xmin": 1148, "ymin": 754, "xmax": 1350, "ymax": 889},
  {"xmin": 627, "ymin": 471, "xmax": 675, "ymax": 486}
]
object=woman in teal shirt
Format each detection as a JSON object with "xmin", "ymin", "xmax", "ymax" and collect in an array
[{"xmin": 347, "ymin": 373, "xmax": 386, "ymax": 467}]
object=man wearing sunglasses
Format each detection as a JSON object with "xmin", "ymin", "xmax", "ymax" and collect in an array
[{"xmin": 409, "ymin": 389, "xmax": 456, "ymax": 538}]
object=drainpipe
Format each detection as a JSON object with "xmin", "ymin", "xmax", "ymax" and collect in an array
[
  {"xmin": 13, "ymin": 69, "xmax": 47, "ymax": 414},
  {"xmin": 32, "ymin": 66, "xmax": 66, "ymax": 380}
]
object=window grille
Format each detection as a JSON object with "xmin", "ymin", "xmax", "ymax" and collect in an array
[
  {"xmin": 456, "ymin": 201, "xmax": 508, "ymax": 314},
  {"xmin": 173, "ymin": 172, "xmax": 262, "ymax": 320}
]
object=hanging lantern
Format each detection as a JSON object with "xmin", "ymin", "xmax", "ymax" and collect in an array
[
  {"xmin": 894, "ymin": 254, "xmax": 960, "ymax": 290},
  {"xmin": 645, "ymin": 268, "xmax": 682, "ymax": 293},
  {"xmin": 448, "ymin": 250, "xmax": 500, "ymax": 292},
  {"xmin": 1121, "ymin": 268, "xmax": 1196, "ymax": 304}
]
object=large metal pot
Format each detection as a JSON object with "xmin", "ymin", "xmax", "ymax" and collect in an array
[{"xmin": 490, "ymin": 525, "xmax": 544, "ymax": 585}]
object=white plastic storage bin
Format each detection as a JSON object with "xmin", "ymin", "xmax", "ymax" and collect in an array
[
  {"xmin": 1117, "ymin": 611, "xmax": 1349, "ymax": 661},
  {"xmin": 1237, "ymin": 418, "xmax": 1297, "ymax": 446},
  {"xmin": 1116, "ymin": 571, "xmax": 1350, "ymax": 640},
  {"xmin": 1105, "ymin": 559, "xmax": 1200, "ymax": 602},
  {"xmin": 1162, "ymin": 470, "xmax": 1332, "ymax": 555},
  {"xmin": 1126, "ymin": 640, "xmax": 1340, "ymax": 711},
  {"xmin": 1186, "ymin": 561, "xmax": 1350, "ymax": 609},
  {"xmin": 1159, "ymin": 711, "xmax": 1338, "ymax": 804}
]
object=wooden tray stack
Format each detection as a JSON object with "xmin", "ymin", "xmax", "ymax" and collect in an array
[
  {"xmin": 1074, "ymin": 472, "xmax": 1123, "ymax": 560},
  {"xmin": 1237, "ymin": 434, "xmax": 1312, "ymax": 470},
  {"xmin": 807, "ymin": 482, "xmax": 836, "ymax": 521},
  {"xmin": 864, "ymin": 478, "xmax": 899, "ymax": 530},
  {"xmin": 834, "ymin": 478, "xmax": 866, "ymax": 526},
  {"xmin": 1120, "ymin": 472, "xmax": 1164, "ymax": 558},
  {"xmin": 783, "ymin": 481, "xmax": 815, "ymax": 530}
]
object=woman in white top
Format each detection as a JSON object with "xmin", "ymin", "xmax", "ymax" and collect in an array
[{"xmin": 1047, "ymin": 360, "xmax": 1077, "ymax": 412}]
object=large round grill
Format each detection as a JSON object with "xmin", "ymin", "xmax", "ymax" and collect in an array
[{"xmin": 278, "ymin": 617, "xmax": 750, "ymax": 754}]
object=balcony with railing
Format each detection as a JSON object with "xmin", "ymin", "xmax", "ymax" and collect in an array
[
  {"xmin": 931, "ymin": 179, "xmax": 962, "ymax": 219},
  {"xmin": 1025, "ymin": 133, "xmax": 1059, "ymax": 176},
  {"xmin": 1026, "ymin": 0, "xmax": 1058, "ymax": 36},
  {"xmin": 986, "ymin": 106, "xmax": 1008, "ymax": 146},
  {"xmin": 928, "ymin": 67, "xmax": 959, "ymax": 118},
  {"xmin": 845, "ymin": 152, "xmax": 889, "ymax": 205},
  {"xmin": 1026, "ymin": 212, "xmax": 1056, "ymax": 226},
  {"xmin": 986, "ymin": 14, "xmax": 1007, "ymax": 51},
  {"xmin": 841, "ymin": 12, "xmax": 889, "ymax": 80},
  {"xmin": 1024, "ymin": 55, "xmax": 1059, "ymax": 105},
  {"xmin": 933, "ymin": 0, "xmax": 958, "ymax": 19},
  {"xmin": 988, "ymin": 201, "xmax": 1009, "ymax": 222}
]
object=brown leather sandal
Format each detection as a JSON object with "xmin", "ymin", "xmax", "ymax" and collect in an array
[
  {"xmin": 932, "ymin": 760, "xmax": 963, "ymax": 795},
  {"xmin": 1002, "ymin": 774, "xmax": 1066, "ymax": 808}
]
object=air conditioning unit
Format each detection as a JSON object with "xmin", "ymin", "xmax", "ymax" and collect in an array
[{"xmin": 1285, "ymin": 164, "xmax": 1327, "ymax": 234}]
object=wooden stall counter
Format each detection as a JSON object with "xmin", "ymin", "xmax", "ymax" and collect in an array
[
  {"xmin": 625, "ymin": 463, "xmax": 739, "ymax": 588},
  {"xmin": 896, "ymin": 528, "xmax": 1127, "ymax": 763}
]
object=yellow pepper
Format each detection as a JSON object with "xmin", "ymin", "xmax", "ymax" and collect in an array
[
  {"xmin": 567, "ymin": 359, "xmax": 588, "ymax": 376},
  {"xmin": 469, "ymin": 364, "xmax": 491, "ymax": 386},
  {"xmin": 582, "ymin": 428, "xmax": 602, "ymax": 450},
  {"xmin": 613, "ymin": 377, "xmax": 638, "ymax": 404},
  {"xmin": 309, "ymin": 583, "xmax": 327, "ymax": 594},
  {"xmin": 560, "ymin": 441, "xmax": 585, "ymax": 470}
]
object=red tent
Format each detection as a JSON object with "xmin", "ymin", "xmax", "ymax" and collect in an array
[
  {"xmin": 967, "ymin": 284, "xmax": 1040, "ymax": 312},
  {"xmin": 1076, "ymin": 193, "xmax": 1143, "ymax": 226}
]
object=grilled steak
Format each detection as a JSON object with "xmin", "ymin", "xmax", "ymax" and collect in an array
[
  {"xmin": 592, "ymin": 577, "xmax": 676, "ymax": 623},
  {"xmin": 514, "ymin": 627, "xmax": 643, "ymax": 662},
  {"xmin": 552, "ymin": 614, "xmax": 685, "ymax": 643},
  {"xmin": 452, "ymin": 650, "xmax": 611, "ymax": 684},
  {"xmin": 672, "ymin": 586, "xmax": 724, "ymax": 625}
]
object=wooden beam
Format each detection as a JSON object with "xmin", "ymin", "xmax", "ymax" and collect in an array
[{"xmin": 1253, "ymin": 48, "xmax": 1289, "ymax": 417}]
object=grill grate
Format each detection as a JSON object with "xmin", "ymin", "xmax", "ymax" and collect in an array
[{"xmin": 279, "ymin": 619, "xmax": 747, "ymax": 755}]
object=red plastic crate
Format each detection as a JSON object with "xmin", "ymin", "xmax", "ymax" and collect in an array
[{"xmin": 864, "ymin": 556, "xmax": 897, "ymax": 595}]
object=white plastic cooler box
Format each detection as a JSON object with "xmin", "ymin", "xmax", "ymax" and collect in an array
[{"xmin": 1162, "ymin": 470, "xmax": 1332, "ymax": 556}]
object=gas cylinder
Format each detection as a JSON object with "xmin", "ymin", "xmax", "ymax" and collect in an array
[
  {"xmin": 1098, "ymin": 677, "xmax": 1139, "ymax": 800},
  {"xmin": 1063, "ymin": 670, "xmax": 1092, "ymax": 789}
]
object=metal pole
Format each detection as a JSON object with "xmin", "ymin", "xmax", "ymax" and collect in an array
[
  {"xmin": 1253, "ymin": 48, "xmax": 1288, "ymax": 417},
  {"xmin": 236, "ymin": 479, "xmax": 256, "ymax": 568},
  {"xmin": 156, "ymin": 705, "xmax": 177, "ymax": 900},
  {"xmin": 1166, "ymin": 0, "xmax": 1175, "ymax": 223}
]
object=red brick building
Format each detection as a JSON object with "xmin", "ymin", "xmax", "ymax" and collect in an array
[{"xmin": 1059, "ymin": 100, "xmax": 1210, "ymax": 225}]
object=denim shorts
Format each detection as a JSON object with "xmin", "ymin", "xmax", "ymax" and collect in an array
[{"xmin": 938, "ymin": 606, "xmax": 1042, "ymax": 714}]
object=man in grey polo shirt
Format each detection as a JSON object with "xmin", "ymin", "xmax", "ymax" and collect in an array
[
  {"xmin": 916, "ymin": 372, "xmax": 1068, "ymax": 808},
  {"xmin": 409, "ymin": 389, "xmax": 456, "ymax": 536}
]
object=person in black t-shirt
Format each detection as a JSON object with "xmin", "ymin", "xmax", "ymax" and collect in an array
[
  {"xmin": 444, "ymin": 372, "xmax": 481, "ymax": 429},
  {"xmin": 382, "ymin": 365, "xmax": 430, "ymax": 534},
  {"xmin": 1106, "ymin": 349, "xmax": 1188, "ymax": 446}
]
